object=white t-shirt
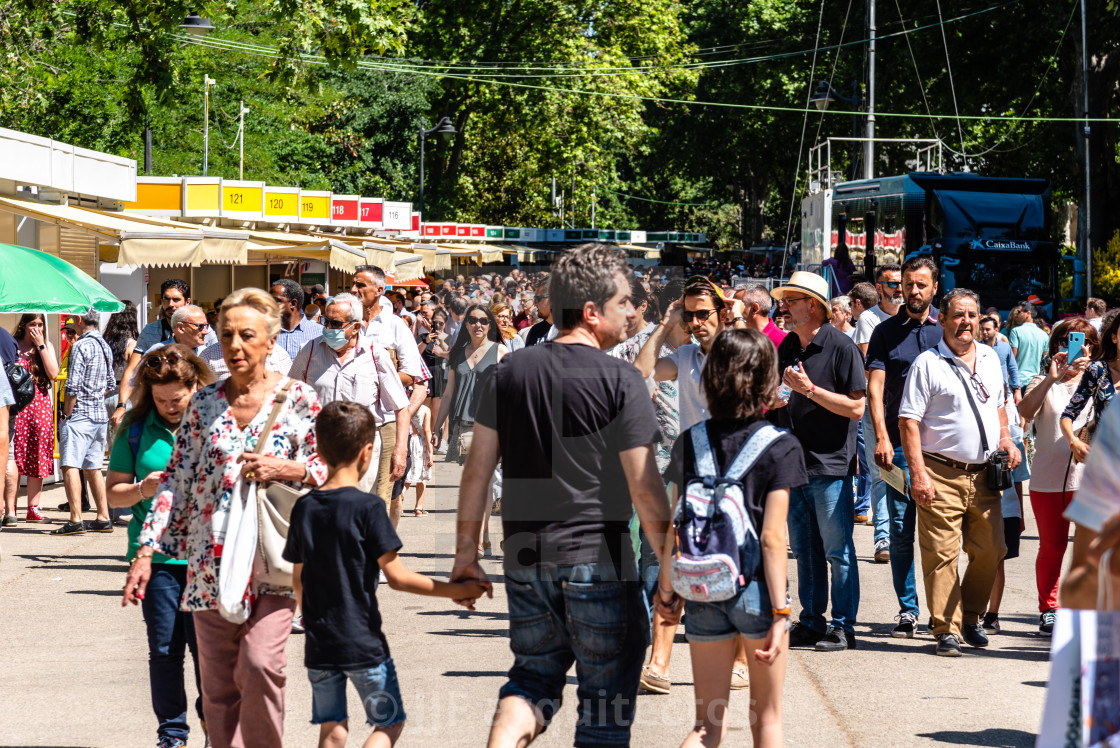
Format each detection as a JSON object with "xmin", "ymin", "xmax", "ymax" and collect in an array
[
  {"xmin": 1089, "ymin": 317, "xmax": 1103, "ymax": 333},
  {"xmin": 1023, "ymin": 374, "xmax": 1090, "ymax": 492},
  {"xmin": 853, "ymin": 304, "xmax": 893, "ymax": 346},
  {"xmin": 898, "ymin": 341, "xmax": 1007, "ymax": 464},
  {"xmin": 665, "ymin": 343, "xmax": 709, "ymax": 432}
]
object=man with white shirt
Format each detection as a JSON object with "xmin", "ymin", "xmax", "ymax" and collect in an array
[
  {"xmin": 1086, "ymin": 297, "xmax": 1106, "ymax": 332},
  {"xmin": 290, "ymin": 293, "xmax": 411, "ymax": 524},
  {"xmin": 350, "ymin": 265, "xmax": 430, "ymax": 506},
  {"xmin": 899, "ymin": 287, "xmax": 1021, "ymax": 657}
]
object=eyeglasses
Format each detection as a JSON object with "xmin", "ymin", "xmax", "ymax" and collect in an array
[
  {"xmin": 969, "ymin": 372, "xmax": 990, "ymax": 403},
  {"xmin": 322, "ymin": 319, "xmax": 356, "ymax": 330},
  {"xmin": 496, "ymin": 314, "xmax": 512, "ymax": 321},
  {"xmin": 779, "ymin": 295, "xmax": 813, "ymax": 306},
  {"xmin": 682, "ymin": 308, "xmax": 719, "ymax": 323},
  {"xmin": 181, "ymin": 320, "xmax": 209, "ymax": 333},
  {"xmin": 879, "ymin": 281, "xmax": 902, "ymax": 289},
  {"xmin": 145, "ymin": 350, "xmax": 183, "ymax": 368},
  {"xmin": 467, "ymin": 317, "xmax": 490, "ymax": 326}
]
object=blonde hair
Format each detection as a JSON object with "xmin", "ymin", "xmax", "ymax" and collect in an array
[
  {"xmin": 219, "ymin": 287, "xmax": 282, "ymax": 339},
  {"xmin": 489, "ymin": 302, "xmax": 517, "ymax": 340}
]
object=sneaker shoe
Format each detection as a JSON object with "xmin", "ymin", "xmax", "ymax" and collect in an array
[
  {"xmin": 788, "ymin": 623, "xmax": 824, "ymax": 648},
  {"xmin": 815, "ymin": 627, "xmax": 857, "ymax": 651},
  {"xmin": 291, "ymin": 615, "xmax": 305, "ymax": 634},
  {"xmin": 729, "ymin": 666, "xmax": 749, "ymax": 690},
  {"xmin": 85, "ymin": 519, "xmax": 114, "ymax": 533},
  {"xmin": 982, "ymin": 612, "xmax": 1001, "ymax": 634},
  {"xmin": 639, "ymin": 666, "xmax": 671, "ymax": 694},
  {"xmin": 25, "ymin": 506, "xmax": 46, "ymax": 523},
  {"xmin": 935, "ymin": 633, "xmax": 963, "ymax": 657},
  {"xmin": 436, "ymin": 444, "xmax": 448, "ymax": 455},
  {"xmin": 854, "ymin": 514, "xmax": 870, "ymax": 524},
  {"xmin": 1039, "ymin": 610, "xmax": 1057, "ymax": 635},
  {"xmin": 49, "ymin": 520, "xmax": 86, "ymax": 535},
  {"xmin": 57, "ymin": 500, "xmax": 92, "ymax": 513},
  {"xmin": 157, "ymin": 736, "xmax": 188, "ymax": 748},
  {"xmin": 1, "ymin": 514, "xmax": 16, "ymax": 528},
  {"xmin": 892, "ymin": 612, "xmax": 918, "ymax": 639},
  {"xmin": 961, "ymin": 622, "xmax": 989, "ymax": 648},
  {"xmin": 874, "ymin": 539, "xmax": 890, "ymax": 563}
]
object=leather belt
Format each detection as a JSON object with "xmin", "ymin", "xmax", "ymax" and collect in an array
[{"xmin": 922, "ymin": 451, "xmax": 986, "ymax": 473}]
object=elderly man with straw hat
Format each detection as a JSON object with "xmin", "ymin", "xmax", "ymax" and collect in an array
[{"xmin": 769, "ymin": 271, "xmax": 867, "ymax": 652}]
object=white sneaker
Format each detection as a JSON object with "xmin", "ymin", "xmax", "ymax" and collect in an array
[
  {"xmin": 379, "ymin": 570, "xmax": 388, "ymax": 584},
  {"xmin": 291, "ymin": 615, "xmax": 305, "ymax": 634},
  {"xmin": 436, "ymin": 444, "xmax": 448, "ymax": 455}
]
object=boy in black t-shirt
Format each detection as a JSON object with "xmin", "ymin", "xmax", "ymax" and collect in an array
[{"xmin": 283, "ymin": 401, "xmax": 490, "ymax": 748}]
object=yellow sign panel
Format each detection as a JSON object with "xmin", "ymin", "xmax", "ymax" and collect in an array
[
  {"xmin": 123, "ymin": 182, "xmax": 181, "ymax": 211},
  {"xmin": 264, "ymin": 191, "xmax": 299, "ymax": 218},
  {"xmin": 223, "ymin": 185, "xmax": 262, "ymax": 213},
  {"xmin": 185, "ymin": 183, "xmax": 221, "ymax": 212},
  {"xmin": 300, "ymin": 195, "xmax": 330, "ymax": 220}
]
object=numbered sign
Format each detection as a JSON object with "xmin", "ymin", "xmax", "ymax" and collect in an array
[
  {"xmin": 382, "ymin": 201, "xmax": 412, "ymax": 231},
  {"xmin": 299, "ymin": 191, "xmax": 331, "ymax": 224},
  {"xmin": 263, "ymin": 187, "xmax": 300, "ymax": 221},
  {"xmin": 222, "ymin": 180, "xmax": 264, "ymax": 220},
  {"xmin": 360, "ymin": 198, "xmax": 384, "ymax": 227},
  {"xmin": 331, "ymin": 194, "xmax": 360, "ymax": 225},
  {"xmin": 182, "ymin": 177, "xmax": 222, "ymax": 218}
]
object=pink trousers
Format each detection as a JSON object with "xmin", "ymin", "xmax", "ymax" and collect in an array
[{"xmin": 193, "ymin": 595, "xmax": 296, "ymax": 748}]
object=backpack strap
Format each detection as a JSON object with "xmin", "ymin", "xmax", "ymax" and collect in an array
[
  {"xmin": 689, "ymin": 422, "xmax": 719, "ymax": 479},
  {"xmin": 725, "ymin": 425, "xmax": 786, "ymax": 481},
  {"xmin": 127, "ymin": 419, "xmax": 144, "ymax": 461}
]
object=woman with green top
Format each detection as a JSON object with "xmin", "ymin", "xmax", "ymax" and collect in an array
[{"xmin": 107, "ymin": 344, "xmax": 215, "ymax": 748}]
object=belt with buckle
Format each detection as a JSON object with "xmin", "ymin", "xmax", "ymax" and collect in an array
[{"xmin": 922, "ymin": 451, "xmax": 986, "ymax": 472}]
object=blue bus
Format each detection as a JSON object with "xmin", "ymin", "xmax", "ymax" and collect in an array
[{"xmin": 801, "ymin": 172, "xmax": 1057, "ymax": 314}]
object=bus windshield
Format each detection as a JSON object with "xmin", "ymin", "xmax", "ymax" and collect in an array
[{"xmin": 953, "ymin": 252, "xmax": 1055, "ymax": 312}]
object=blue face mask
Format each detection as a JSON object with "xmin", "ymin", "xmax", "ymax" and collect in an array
[{"xmin": 322, "ymin": 328, "xmax": 350, "ymax": 350}]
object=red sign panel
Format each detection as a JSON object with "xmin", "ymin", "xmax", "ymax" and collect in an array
[
  {"xmin": 457, "ymin": 225, "xmax": 471, "ymax": 237},
  {"xmin": 422, "ymin": 224, "xmax": 441, "ymax": 237},
  {"xmin": 412, "ymin": 213, "xmax": 421, "ymax": 231},
  {"xmin": 332, "ymin": 197, "xmax": 359, "ymax": 221},
  {"xmin": 470, "ymin": 225, "xmax": 485, "ymax": 237},
  {"xmin": 360, "ymin": 200, "xmax": 383, "ymax": 223},
  {"xmin": 442, "ymin": 224, "xmax": 458, "ymax": 236}
]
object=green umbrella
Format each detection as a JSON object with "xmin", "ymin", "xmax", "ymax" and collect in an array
[{"xmin": 0, "ymin": 242, "xmax": 123, "ymax": 314}]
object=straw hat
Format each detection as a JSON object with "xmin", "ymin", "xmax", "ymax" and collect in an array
[{"xmin": 771, "ymin": 271, "xmax": 832, "ymax": 319}]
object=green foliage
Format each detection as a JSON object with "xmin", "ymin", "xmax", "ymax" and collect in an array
[{"xmin": 1093, "ymin": 230, "xmax": 1120, "ymax": 306}]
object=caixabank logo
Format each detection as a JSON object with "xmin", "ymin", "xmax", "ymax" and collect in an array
[{"xmin": 969, "ymin": 238, "xmax": 1032, "ymax": 251}]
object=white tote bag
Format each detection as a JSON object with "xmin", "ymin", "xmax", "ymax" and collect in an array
[{"xmin": 216, "ymin": 474, "xmax": 259, "ymax": 624}]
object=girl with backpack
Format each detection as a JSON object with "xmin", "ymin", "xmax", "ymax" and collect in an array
[
  {"xmin": 105, "ymin": 345, "xmax": 215, "ymax": 748},
  {"xmin": 664, "ymin": 328, "xmax": 808, "ymax": 748}
]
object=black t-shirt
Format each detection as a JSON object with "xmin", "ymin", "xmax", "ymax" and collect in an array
[
  {"xmin": 665, "ymin": 419, "xmax": 808, "ymax": 551},
  {"xmin": 772, "ymin": 323, "xmax": 867, "ymax": 477},
  {"xmin": 475, "ymin": 341, "xmax": 661, "ymax": 572},
  {"xmin": 0, "ymin": 328, "xmax": 17, "ymax": 364},
  {"xmin": 865, "ymin": 310, "xmax": 943, "ymax": 445},
  {"xmin": 282, "ymin": 486, "xmax": 403, "ymax": 670},
  {"xmin": 525, "ymin": 320, "xmax": 551, "ymax": 347}
]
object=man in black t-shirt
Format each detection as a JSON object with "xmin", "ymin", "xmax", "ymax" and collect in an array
[
  {"xmin": 453, "ymin": 245, "xmax": 675, "ymax": 747},
  {"xmin": 523, "ymin": 276, "xmax": 553, "ymax": 346}
]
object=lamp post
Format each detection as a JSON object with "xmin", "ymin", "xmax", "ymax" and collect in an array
[
  {"xmin": 202, "ymin": 74, "xmax": 217, "ymax": 176},
  {"xmin": 417, "ymin": 116, "xmax": 456, "ymax": 217},
  {"xmin": 810, "ymin": 80, "xmax": 867, "ymax": 180}
]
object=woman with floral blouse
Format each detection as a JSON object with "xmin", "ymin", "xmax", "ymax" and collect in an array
[
  {"xmin": 1061, "ymin": 310, "xmax": 1120, "ymax": 465},
  {"xmin": 122, "ymin": 287, "xmax": 327, "ymax": 748}
]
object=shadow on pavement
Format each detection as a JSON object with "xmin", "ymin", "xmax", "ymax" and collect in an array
[
  {"xmin": 915, "ymin": 727, "xmax": 1035, "ymax": 746},
  {"xmin": 66, "ymin": 589, "xmax": 121, "ymax": 597},
  {"xmin": 417, "ymin": 608, "xmax": 509, "ymax": 620}
]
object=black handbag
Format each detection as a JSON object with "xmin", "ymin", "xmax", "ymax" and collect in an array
[
  {"xmin": 944, "ymin": 357, "xmax": 1013, "ymax": 491},
  {"xmin": 4, "ymin": 360, "xmax": 35, "ymax": 418}
]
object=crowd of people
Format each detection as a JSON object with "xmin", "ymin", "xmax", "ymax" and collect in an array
[{"xmin": 1, "ymin": 247, "xmax": 1119, "ymax": 748}]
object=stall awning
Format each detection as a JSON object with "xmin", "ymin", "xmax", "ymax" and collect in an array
[
  {"xmin": 393, "ymin": 253, "xmax": 425, "ymax": 282},
  {"xmin": 409, "ymin": 244, "xmax": 451, "ymax": 272},
  {"xmin": 619, "ymin": 244, "xmax": 661, "ymax": 259},
  {"xmin": 363, "ymin": 242, "xmax": 398, "ymax": 270},
  {"xmin": 248, "ymin": 238, "xmax": 368, "ymax": 274},
  {"xmin": 0, "ymin": 195, "xmax": 251, "ymax": 267},
  {"xmin": 502, "ymin": 245, "xmax": 552, "ymax": 263}
]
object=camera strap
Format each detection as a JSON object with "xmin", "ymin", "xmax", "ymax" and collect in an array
[{"xmin": 943, "ymin": 355, "xmax": 990, "ymax": 459}]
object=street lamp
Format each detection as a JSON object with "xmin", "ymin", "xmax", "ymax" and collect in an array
[
  {"xmin": 810, "ymin": 80, "xmax": 867, "ymax": 180},
  {"xmin": 417, "ymin": 116, "xmax": 456, "ymax": 217}
]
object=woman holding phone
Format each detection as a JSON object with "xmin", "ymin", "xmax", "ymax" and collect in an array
[{"xmin": 1061, "ymin": 310, "xmax": 1120, "ymax": 464}]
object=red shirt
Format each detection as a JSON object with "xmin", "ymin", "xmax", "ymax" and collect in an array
[{"xmin": 763, "ymin": 319, "xmax": 787, "ymax": 348}]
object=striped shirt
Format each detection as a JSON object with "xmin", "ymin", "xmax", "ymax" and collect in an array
[
  {"xmin": 65, "ymin": 330, "xmax": 113, "ymax": 423},
  {"xmin": 137, "ymin": 317, "xmax": 218, "ymax": 354},
  {"xmin": 275, "ymin": 316, "xmax": 324, "ymax": 362}
]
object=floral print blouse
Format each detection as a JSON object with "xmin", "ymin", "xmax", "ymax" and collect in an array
[
  {"xmin": 1061, "ymin": 360, "xmax": 1117, "ymax": 428},
  {"xmin": 608, "ymin": 322, "xmax": 681, "ymax": 474},
  {"xmin": 137, "ymin": 376, "xmax": 328, "ymax": 612}
]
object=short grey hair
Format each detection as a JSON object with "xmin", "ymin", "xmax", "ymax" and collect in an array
[
  {"xmin": 830, "ymin": 296, "xmax": 851, "ymax": 314},
  {"xmin": 550, "ymin": 244, "xmax": 630, "ymax": 330},
  {"xmin": 354, "ymin": 265, "xmax": 387, "ymax": 287},
  {"xmin": 940, "ymin": 287, "xmax": 981, "ymax": 321},
  {"xmin": 81, "ymin": 311, "xmax": 100, "ymax": 327},
  {"xmin": 740, "ymin": 284, "xmax": 773, "ymax": 314},
  {"xmin": 326, "ymin": 292, "xmax": 363, "ymax": 322},
  {"xmin": 171, "ymin": 304, "xmax": 205, "ymax": 327}
]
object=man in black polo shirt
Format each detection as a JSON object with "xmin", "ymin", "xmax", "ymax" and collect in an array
[
  {"xmin": 866, "ymin": 255, "xmax": 942, "ymax": 639},
  {"xmin": 771, "ymin": 271, "xmax": 867, "ymax": 652}
]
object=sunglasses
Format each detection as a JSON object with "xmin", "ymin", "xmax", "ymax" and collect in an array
[
  {"xmin": 879, "ymin": 281, "xmax": 902, "ymax": 289},
  {"xmin": 467, "ymin": 317, "xmax": 490, "ymax": 326},
  {"xmin": 682, "ymin": 308, "xmax": 719, "ymax": 323},
  {"xmin": 322, "ymin": 319, "xmax": 356, "ymax": 330},
  {"xmin": 145, "ymin": 350, "xmax": 183, "ymax": 368}
]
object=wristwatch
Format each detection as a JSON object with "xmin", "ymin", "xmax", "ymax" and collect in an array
[
  {"xmin": 37, "ymin": 344, "xmax": 46, "ymax": 351},
  {"xmin": 115, "ymin": 403, "xmax": 126, "ymax": 411},
  {"xmin": 732, "ymin": 317, "xmax": 748, "ymax": 326},
  {"xmin": 806, "ymin": 385, "xmax": 817, "ymax": 399}
]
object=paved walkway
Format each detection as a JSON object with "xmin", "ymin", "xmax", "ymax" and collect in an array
[{"xmin": 0, "ymin": 461, "xmax": 1051, "ymax": 747}]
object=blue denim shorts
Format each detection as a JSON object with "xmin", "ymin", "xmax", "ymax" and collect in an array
[
  {"xmin": 500, "ymin": 563, "xmax": 648, "ymax": 747},
  {"xmin": 59, "ymin": 415, "xmax": 108, "ymax": 470},
  {"xmin": 684, "ymin": 579, "xmax": 786, "ymax": 642},
  {"xmin": 1011, "ymin": 437, "xmax": 1030, "ymax": 482},
  {"xmin": 307, "ymin": 658, "xmax": 406, "ymax": 727}
]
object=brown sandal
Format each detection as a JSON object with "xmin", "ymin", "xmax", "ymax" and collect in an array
[{"xmin": 414, "ymin": 508, "xmax": 429, "ymax": 516}]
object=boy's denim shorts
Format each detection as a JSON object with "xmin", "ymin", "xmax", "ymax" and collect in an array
[
  {"xmin": 684, "ymin": 579, "xmax": 786, "ymax": 642},
  {"xmin": 500, "ymin": 563, "xmax": 649, "ymax": 747},
  {"xmin": 307, "ymin": 658, "xmax": 406, "ymax": 727}
]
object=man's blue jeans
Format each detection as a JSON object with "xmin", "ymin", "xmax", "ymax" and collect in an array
[
  {"xmin": 787, "ymin": 476, "xmax": 861, "ymax": 634},
  {"xmin": 142, "ymin": 564, "xmax": 203, "ymax": 742},
  {"xmin": 886, "ymin": 446, "xmax": 920, "ymax": 616},
  {"xmin": 501, "ymin": 563, "xmax": 649, "ymax": 748},
  {"xmin": 854, "ymin": 420, "xmax": 871, "ymax": 516},
  {"xmin": 861, "ymin": 410, "xmax": 889, "ymax": 544}
]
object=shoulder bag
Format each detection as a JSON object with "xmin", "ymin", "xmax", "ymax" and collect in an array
[
  {"xmin": 1075, "ymin": 365, "xmax": 1103, "ymax": 447},
  {"xmin": 944, "ymin": 357, "xmax": 1013, "ymax": 491},
  {"xmin": 253, "ymin": 378, "xmax": 311, "ymax": 587}
]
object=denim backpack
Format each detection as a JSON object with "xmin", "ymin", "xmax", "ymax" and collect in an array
[{"xmin": 671, "ymin": 422, "xmax": 784, "ymax": 603}]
